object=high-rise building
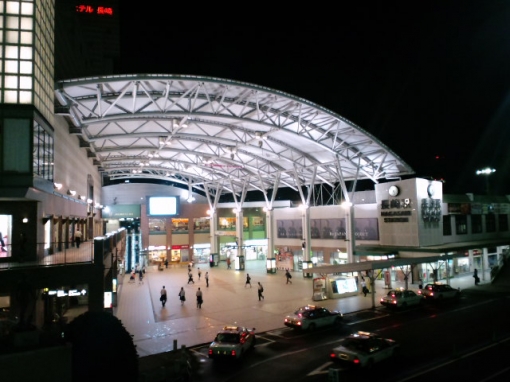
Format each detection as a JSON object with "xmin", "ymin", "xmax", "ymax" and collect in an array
[{"xmin": 54, "ymin": 0, "xmax": 120, "ymax": 80}]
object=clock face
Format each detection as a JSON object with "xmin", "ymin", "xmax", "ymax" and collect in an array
[
  {"xmin": 389, "ymin": 185, "xmax": 400, "ymax": 197},
  {"xmin": 427, "ymin": 184, "xmax": 435, "ymax": 197}
]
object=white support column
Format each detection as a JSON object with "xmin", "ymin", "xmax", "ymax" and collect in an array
[
  {"xmin": 468, "ymin": 249, "xmax": 474, "ymax": 272},
  {"xmin": 235, "ymin": 208, "xmax": 243, "ymax": 257},
  {"xmin": 302, "ymin": 206, "xmax": 311, "ymax": 262},
  {"xmin": 209, "ymin": 209, "xmax": 218, "ymax": 254},
  {"xmin": 482, "ymin": 247, "xmax": 489, "ymax": 281},
  {"xmin": 344, "ymin": 202, "xmax": 355, "ymax": 264},
  {"xmin": 265, "ymin": 208, "xmax": 274, "ymax": 259}
]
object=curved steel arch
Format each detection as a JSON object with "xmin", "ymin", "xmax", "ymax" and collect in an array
[{"xmin": 56, "ymin": 74, "xmax": 414, "ymax": 198}]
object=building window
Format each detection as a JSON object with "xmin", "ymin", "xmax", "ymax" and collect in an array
[
  {"xmin": 499, "ymin": 214, "xmax": 509, "ymax": 232},
  {"xmin": 32, "ymin": 120, "xmax": 54, "ymax": 180},
  {"xmin": 471, "ymin": 215, "xmax": 482, "ymax": 234},
  {"xmin": 443, "ymin": 215, "xmax": 452, "ymax": 236},
  {"xmin": 486, "ymin": 214, "xmax": 496, "ymax": 233},
  {"xmin": 455, "ymin": 215, "xmax": 467, "ymax": 235},
  {"xmin": 148, "ymin": 218, "xmax": 166, "ymax": 234}
]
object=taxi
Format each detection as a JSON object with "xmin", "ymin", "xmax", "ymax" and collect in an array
[
  {"xmin": 208, "ymin": 325, "xmax": 256, "ymax": 360},
  {"xmin": 330, "ymin": 331, "xmax": 400, "ymax": 368}
]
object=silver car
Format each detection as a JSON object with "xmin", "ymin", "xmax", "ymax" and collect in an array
[
  {"xmin": 330, "ymin": 331, "xmax": 400, "ymax": 368},
  {"xmin": 284, "ymin": 305, "xmax": 343, "ymax": 331},
  {"xmin": 418, "ymin": 283, "xmax": 461, "ymax": 301},
  {"xmin": 380, "ymin": 289, "xmax": 424, "ymax": 309}
]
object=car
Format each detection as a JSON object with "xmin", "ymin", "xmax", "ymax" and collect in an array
[
  {"xmin": 330, "ymin": 331, "xmax": 400, "ymax": 368},
  {"xmin": 418, "ymin": 283, "xmax": 461, "ymax": 301},
  {"xmin": 208, "ymin": 325, "xmax": 256, "ymax": 360},
  {"xmin": 284, "ymin": 304, "xmax": 343, "ymax": 331},
  {"xmin": 380, "ymin": 288, "xmax": 424, "ymax": 309}
]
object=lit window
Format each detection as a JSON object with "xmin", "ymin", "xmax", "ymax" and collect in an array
[
  {"xmin": 20, "ymin": 17, "xmax": 32, "ymax": 30},
  {"xmin": 19, "ymin": 61, "xmax": 31, "ymax": 74},
  {"xmin": 20, "ymin": 31, "xmax": 32, "ymax": 44},
  {"xmin": 6, "ymin": 16, "xmax": 19, "ymax": 29},
  {"xmin": 5, "ymin": 45, "xmax": 18, "ymax": 58},
  {"xmin": 6, "ymin": 31, "xmax": 19, "ymax": 44},
  {"xmin": 20, "ymin": 46, "xmax": 32, "ymax": 59},
  {"xmin": 5, "ymin": 75, "xmax": 18, "ymax": 88},
  {"xmin": 19, "ymin": 76, "xmax": 32, "ymax": 89},
  {"xmin": 4, "ymin": 90, "xmax": 18, "ymax": 103},
  {"xmin": 21, "ymin": 2, "xmax": 34, "ymax": 15},
  {"xmin": 5, "ymin": 60, "xmax": 19, "ymax": 73},
  {"xmin": 19, "ymin": 91, "xmax": 31, "ymax": 103},
  {"xmin": 6, "ymin": 2, "xmax": 20, "ymax": 15}
]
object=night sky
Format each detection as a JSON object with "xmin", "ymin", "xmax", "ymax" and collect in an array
[{"xmin": 118, "ymin": 2, "xmax": 510, "ymax": 196}]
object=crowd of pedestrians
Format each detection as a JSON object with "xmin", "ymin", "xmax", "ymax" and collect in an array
[{"xmin": 129, "ymin": 260, "xmax": 298, "ymax": 315}]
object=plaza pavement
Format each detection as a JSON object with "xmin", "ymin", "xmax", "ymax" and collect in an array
[{"xmin": 114, "ymin": 260, "xmax": 499, "ymax": 358}]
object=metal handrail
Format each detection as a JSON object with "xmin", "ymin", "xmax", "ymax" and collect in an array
[{"xmin": 0, "ymin": 241, "xmax": 94, "ymax": 270}]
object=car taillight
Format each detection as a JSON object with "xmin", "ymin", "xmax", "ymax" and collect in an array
[
  {"xmin": 392, "ymin": 300, "xmax": 397, "ymax": 304},
  {"xmin": 330, "ymin": 353, "xmax": 337, "ymax": 359},
  {"xmin": 208, "ymin": 349, "xmax": 213, "ymax": 355},
  {"xmin": 353, "ymin": 358, "xmax": 360, "ymax": 364},
  {"xmin": 231, "ymin": 350, "xmax": 236, "ymax": 356}
]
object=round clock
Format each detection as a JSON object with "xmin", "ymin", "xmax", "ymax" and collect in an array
[
  {"xmin": 389, "ymin": 185, "xmax": 400, "ymax": 197},
  {"xmin": 427, "ymin": 184, "xmax": 435, "ymax": 197}
]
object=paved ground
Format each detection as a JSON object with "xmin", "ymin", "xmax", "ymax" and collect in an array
[{"xmin": 114, "ymin": 260, "xmax": 503, "ymax": 358}]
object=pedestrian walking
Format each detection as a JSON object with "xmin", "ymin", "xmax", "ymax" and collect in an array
[
  {"xmin": 245, "ymin": 273, "xmax": 252, "ymax": 288},
  {"xmin": 361, "ymin": 277, "xmax": 369, "ymax": 296},
  {"xmin": 74, "ymin": 229, "xmax": 83, "ymax": 248},
  {"xmin": 226, "ymin": 257, "xmax": 231, "ymax": 269},
  {"xmin": 198, "ymin": 268, "xmax": 202, "ymax": 281},
  {"xmin": 473, "ymin": 268, "xmax": 480, "ymax": 285},
  {"xmin": 160, "ymin": 286, "xmax": 167, "ymax": 307},
  {"xmin": 178, "ymin": 287, "xmax": 186, "ymax": 305},
  {"xmin": 285, "ymin": 269, "xmax": 293, "ymax": 284},
  {"xmin": 188, "ymin": 263, "xmax": 192, "ymax": 273},
  {"xmin": 165, "ymin": 259, "xmax": 168, "ymax": 268},
  {"xmin": 196, "ymin": 287, "xmax": 203, "ymax": 309},
  {"xmin": 187, "ymin": 271, "xmax": 195, "ymax": 284},
  {"xmin": 257, "ymin": 282, "xmax": 264, "ymax": 301},
  {"xmin": 205, "ymin": 271, "xmax": 209, "ymax": 287},
  {"xmin": 138, "ymin": 269, "xmax": 144, "ymax": 284}
]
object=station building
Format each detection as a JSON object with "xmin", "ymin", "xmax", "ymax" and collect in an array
[{"xmin": 0, "ymin": 0, "xmax": 509, "ymax": 353}]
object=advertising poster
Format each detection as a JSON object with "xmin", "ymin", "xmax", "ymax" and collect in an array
[{"xmin": 276, "ymin": 219, "xmax": 302, "ymax": 238}]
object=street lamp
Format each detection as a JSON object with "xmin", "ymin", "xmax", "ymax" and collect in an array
[{"xmin": 476, "ymin": 167, "xmax": 496, "ymax": 194}]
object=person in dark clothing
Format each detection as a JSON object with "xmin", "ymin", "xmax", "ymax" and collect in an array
[
  {"xmin": 245, "ymin": 274, "xmax": 252, "ymax": 288},
  {"xmin": 285, "ymin": 269, "xmax": 292, "ymax": 284},
  {"xmin": 257, "ymin": 282, "xmax": 264, "ymax": 301},
  {"xmin": 473, "ymin": 268, "xmax": 480, "ymax": 285},
  {"xmin": 187, "ymin": 271, "xmax": 195, "ymax": 284}
]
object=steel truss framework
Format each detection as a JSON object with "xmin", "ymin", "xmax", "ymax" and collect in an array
[{"xmin": 56, "ymin": 74, "xmax": 414, "ymax": 206}]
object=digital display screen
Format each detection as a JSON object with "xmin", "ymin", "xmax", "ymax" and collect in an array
[
  {"xmin": 330, "ymin": 278, "xmax": 358, "ymax": 294},
  {"xmin": 147, "ymin": 196, "xmax": 180, "ymax": 216}
]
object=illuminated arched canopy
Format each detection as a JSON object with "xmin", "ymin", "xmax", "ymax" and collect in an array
[{"xmin": 55, "ymin": 74, "xmax": 413, "ymax": 200}]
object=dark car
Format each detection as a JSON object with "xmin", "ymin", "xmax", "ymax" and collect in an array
[
  {"xmin": 208, "ymin": 325, "xmax": 256, "ymax": 360},
  {"xmin": 284, "ymin": 305, "xmax": 343, "ymax": 331},
  {"xmin": 418, "ymin": 283, "xmax": 461, "ymax": 301}
]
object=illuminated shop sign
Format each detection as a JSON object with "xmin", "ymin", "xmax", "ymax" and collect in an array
[
  {"xmin": 76, "ymin": 5, "xmax": 114, "ymax": 15},
  {"xmin": 46, "ymin": 288, "xmax": 87, "ymax": 297}
]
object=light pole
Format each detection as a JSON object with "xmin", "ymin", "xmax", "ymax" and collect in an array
[{"xmin": 476, "ymin": 167, "xmax": 496, "ymax": 195}]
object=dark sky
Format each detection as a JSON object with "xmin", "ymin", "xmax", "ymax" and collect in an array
[{"xmin": 118, "ymin": 2, "xmax": 510, "ymax": 196}]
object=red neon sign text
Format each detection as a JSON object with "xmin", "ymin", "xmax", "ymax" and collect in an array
[{"xmin": 76, "ymin": 5, "xmax": 114, "ymax": 16}]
